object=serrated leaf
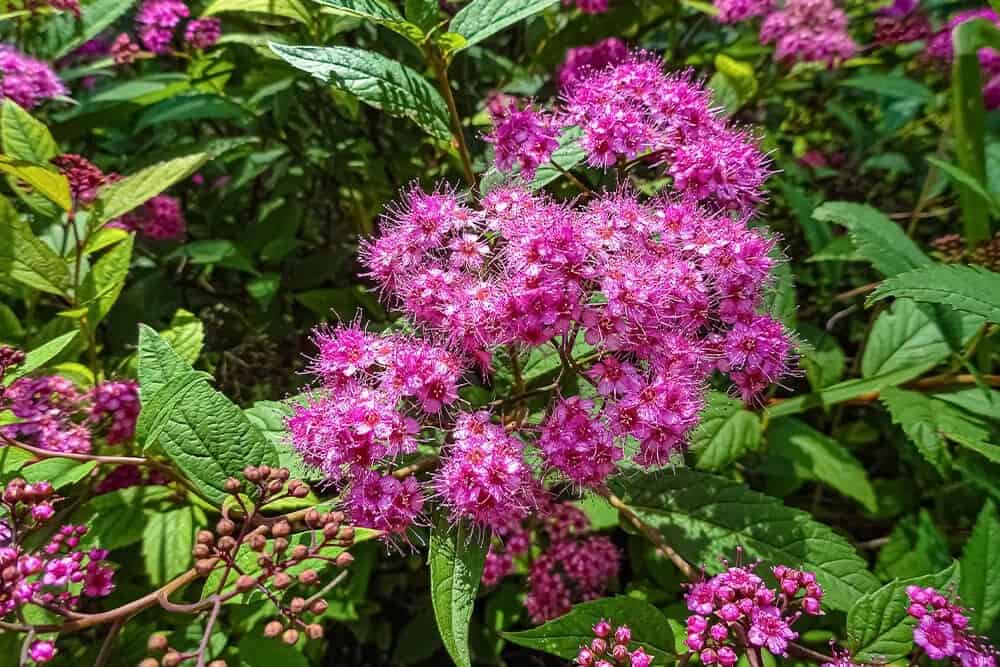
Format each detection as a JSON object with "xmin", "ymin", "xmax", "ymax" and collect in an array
[
  {"xmin": 311, "ymin": 0, "xmax": 424, "ymax": 40},
  {"xmin": 429, "ymin": 521, "xmax": 487, "ymax": 667},
  {"xmin": 77, "ymin": 486, "xmax": 172, "ymax": 552},
  {"xmin": 405, "ymin": 0, "xmax": 440, "ymax": 31},
  {"xmin": 862, "ymin": 299, "xmax": 982, "ymax": 378},
  {"xmin": 0, "ymin": 157, "xmax": 71, "ymax": 211},
  {"xmin": 959, "ymin": 500, "xmax": 1000, "ymax": 632},
  {"xmin": 449, "ymin": 0, "xmax": 558, "ymax": 50},
  {"xmin": 93, "ymin": 153, "xmax": 210, "ymax": 225},
  {"xmin": 847, "ymin": 562, "xmax": 959, "ymax": 663},
  {"xmin": 611, "ymin": 469, "xmax": 880, "ymax": 612},
  {"xmin": 812, "ymin": 202, "xmax": 930, "ymax": 278},
  {"xmin": 270, "ymin": 44, "xmax": 451, "ymax": 140},
  {"xmin": 0, "ymin": 197, "xmax": 72, "ymax": 296},
  {"xmin": 875, "ymin": 511, "xmax": 950, "ymax": 581},
  {"xmin": 82, "ymin": 226, "xmax": 130, "ymax": 255},
  {"xmin": 143, "ymin": 506, "xmax": 195, "ymax": 585},
  {"xmin": 161, "ymin": 309, "xmax": 205, "ymax": 365},
  {"xmin": 503, "ymin": 596, "xmax": 675, "ymax": 661},
  {"xmin": 767, "ymin": 418, "xmax": 878, "ymax": 512},
  {"xmin": 1, "ymin": 100, "xmax": 58, "ymax": 163},
  {"xmin": 693, "ymin": 392, "xmax": 761, "ymax": 471},
  {"xmin": 203, "ymin": 0, "xmax": 312, "ymax": 23},
  {"xmin": 881, "ymin": 388, "xmax": 953, "ymax": 475},
  {"xmin": 867, "ymin": 264, "xmax": 1000, "ymax": 323},
  {"xmin": 137, "ymin": 325, "xmax": 278, "ymax": 503},
  {"xmin": 3, "ymin": 331, "xmax": 78, "ymax": 385}
]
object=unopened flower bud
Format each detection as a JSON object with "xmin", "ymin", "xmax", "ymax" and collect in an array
[
  {"xmin": 224, "ymin": 478, "xmax": 241, "ymax": 493},
  {"xmin": 236, "ymin": 575, "xmax": 256, "ymax": 592},
  {"xmin": 195, "ymin": 558, "xmax": 220, "ymax": 575},
  {"xmin": 290, "ymin": 597, "xmax": 307, "ymax": 614},
  {"xmin": 267, "ymin": 480, "xmax": 284, "ymax": 494},
  {"xmin": 305, "ymin": 624, "xmax": 324, "ymax": 640},
  {"xmin": 264, "ymin": 621, "xmax": 283, "ymax": 637},
  {"xmin": 257, "ymin": 466, "xmax": 271, "ymax": 480},
  {"xmin": 216, "ymin": 519, "xmax": 235, "ymax": 536},
  {"xmin": 322, "ymin": 523, "xmax": 339, "ymax": 539},
  {"xmin": 304, "ymin": 510, "xmax": 321, "ymax": 527},
  {"xmin": 291, "ymin": 485, "xmax": 309, "ymax": 499},
  {"xmin": 217, "ymin": 536, "xmax": 237, "ymax": 552},
  {"xmin": 140, "ymin": 659, "xmax": 159, "ymax": 667},
  {"xmin": 310, "ymin": 599, "xmax": 328, "ymax": 615},
  {"xmin": 290, "ymin": 545, "xmax": 309, "ymax": 561},
  {"xmin": 335, "ymin": 552, "xmax": 354, "ymax": 568},
  {"xmin": 272, "ymin": 538, "xmax": 288, "ymax": 554},
  {"xmin": 275, "ymin": 468, "xmax": 290, "ymax": 482},
  {"xmin": 298, "ymin": 569, "xmax": 318, "ymax": 585},
  {"xmin": 273, "ymin": 572, "xmax": 292, "ymax": 589},
  {"xmin": 163, "ymin": 651, "xmax": 183, "ymax": 667},
  {"xmin": 249, "ymin": 534, "xmax": 267, "ymax": 552},
  {"xmin": 208, "ymin": 661, "xmax": 227, "ymax": 667},
  {"xmin": 196, "ymin": 530, "xmax": 214, "ymax": 545},
  {"xmin": 243, "ymin": 466, "xmax": 260, "ymax": 482},
  {"xmin": 337, "ymin": 526, "xmax": 354, "ymax": 542},
  {"xmin": 193, "ymin": 544, "xmax": 211, "ymax": 559},
  {"xmin": 272, "ymin": 521, "xmax": 290, "ymax": 538},
  {"xmin": 147, "ymin": 634, "xmax": 169, "ymax": 652},
  {"xmin": 281, "ymin": 629, "xmax": 299, "ymax": 645}
]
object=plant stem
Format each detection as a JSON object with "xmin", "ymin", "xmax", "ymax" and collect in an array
[
  {"xmin": 598, "ymin": 486, "xmax": 695, "ymax": 581},
  {"xmin": 427, "ymin": 47, "xmax": 476, "ymax": 189}
]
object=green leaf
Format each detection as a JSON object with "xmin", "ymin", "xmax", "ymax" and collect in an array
[
  {"xmin": 243, "ymin": 400, "xmax": 311, "ymax": 479},
  {"xmin": 203, "ymin": 0, "xmax": 312, "ymax": 23},
  {"xmin": 33, "ymin": 0, "xmax": 139, "ymax": 59},
  {"xmin": 1, "ymin": 99, "xmax": 58, "ymax": 163},
  {"xmin": 3, "ymin": 331, "xmax": 78, "ymax": 384},
  {"xmin": 270, "ymin": 44, "xmax": 452, "ymax": 141},
  {"xmin": 143, "ymin": 506, "xmax": 195, "ymax": 585},
  {"xmin": 767, "ymin": 418, "xmax": 878, "ymax": 512},
  {"xmin": 766, "ymin": 361, "xmax": 936, "ymax": 418},
  {"xmin": 874, "ymin": 511, "xmax": 950, "ymax": 581},
  {"xmin": 135, "ymin": 95, "xmax": 251, "ymax": 132},
  {"xmin": 93, "ymin": 153, "xmax": 210, "ymax": 225},
  {"xmin": 927, "ymin": 156, "xmax": 1000, "ymax": 216},
  {"xmin": 692, "ymin": 392, "xmax": 762, "ymax": 471},
  {"xmin": 710, "ymin": 54, "xmax": 758, "ymax": 115},
  {"xmin": 237, "ymin": 634, "xmax": 309, "ymax": 667},
  {"xmin": 77, "ymin": 486, "xmax": 172, "ymax": 552},
  {"xmin": 530, "ymin": 126, "xmax": 586, "ymax": 189},
  {"xmin": 0, "ymin": 157, "xmax": 72, "ymax": 212},
  {"xmin": 78, "ymin": 234, "xmax": 134, "ymax": 326},
  {"xmin": 22, "ymin": 458, "xmax": 97, "ymax": 489},
  {"xmin": 161, "ymin": 309, "xmax": 205, "ymax": 365},
  {"xmin": 812, "ymin": 202, "xmax": 930, "ymax": 278},
  {"xmin": 867, "ymin": 264, "xmax": 1000, "ymax": 323},
  {"xmin": 82, "ymin": 226, "xmax": 130, "ymax": 255},
  {"xmin": 449, "ymin": 0, "xmax": 558, "ymax": 50},
  {"xmin": 429, "ymin": 521, "xmax": 487, "ymax": 667},
  {"xmin": 0, "ymin": 197, "xmax": 72, "ymax": 296},
  {"xmin": 137, "ymin": 325, "xmax": 278, "ymax": 503},
  {"xmin": 847, "ymin": 563, "xmax": 959, "ymax": 663},
  {"xmin": 311, "ymin": 0, "xmax": 424, "ymax": 41},
  {"xmin": 881, "ymin": 387, "xmax": 953, "ymax": 475},
  {"xmin": 503, "ymin": 597, "xmax": 675, "ymax": 661},
  {"xmin": 841, "ymin": 75, "xmax": 933, "ymax": 101},
  {"xmin": 611, "ymin": 469, "xmax": 880, "ymax": 612},
  {"xmin": 959, "ymin": 500, "xmax": 1000, "ymax": 633},
  {"xmin": 405, "ymin": 0, "xmax": 440, "ymax": 31},
  {"xmin": 862, "ymin": 299, "xmax": 982, "ymax": 378}
]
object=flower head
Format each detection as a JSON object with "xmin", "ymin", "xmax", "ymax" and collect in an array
[{"xmin": 0, "ymin": 46, "xmax": 66, "ymax": 110}]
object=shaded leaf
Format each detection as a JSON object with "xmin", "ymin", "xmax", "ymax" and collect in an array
[
  {"xmin": 429, "ymin": 521, "xmax": 487, "ymax": 667},
  {"xmin": 693, "ymin": 392, "xmax": 761, "ymax": 471}
]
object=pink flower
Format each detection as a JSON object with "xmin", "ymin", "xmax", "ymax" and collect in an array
[
  {"xmin": 485, "ymin": 99, "xmax": 560, "ymax": 180},
  {"xmin": 558, "ymin": 38, "xmax": 630, "ymax": 90},
  {"xmin": 27, "ymin": 640, "xmax": 56, "ymax": 664},
  {"xmin": 747, "ymin": 607, "xmax": 798, "ymax": 656},
  {"xmin": 563, "ymin": 0, "xmax": 609, "ymax": 14},
  {"xmin": 83, "ymin": 563, "xmax": 115, "ymax": 597},
  {"xmin": 136, "ymin": 0, "xmax": 190, "ymax": 54},
  {"xmin": 759, "ymin": 0, "xmax": 857, "ymax": 64},
  {"xmin": 89, "ymin": 380, "xmax": 140, "ymax": 444},
  {"xmin": 0, "ymin": 46, "xmax": 66, "ymax": 110},
  {"xmin": 111, "ymin": 33, "xmax": 140, "ymax": 65},
  {"xmin": 114, "ymin": 194, "xmax": 186, "ymax": 240},
  {"xmin": 713, "ymin": 0, "xmax": 773, "ymax": 23},
  {"xmin": 914, "ymin": 615, "xmax": 957, "ymax": 660},
  {"xmin": 184, "ymin": 18, "xmax": 222, "ymax": 50}
]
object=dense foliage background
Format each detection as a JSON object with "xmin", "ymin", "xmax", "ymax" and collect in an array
[{"xmin": 1, "ymin": 0, "xmax": 1000, "ymax": 666}]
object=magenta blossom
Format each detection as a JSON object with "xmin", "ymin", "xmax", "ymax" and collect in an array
[{"xmin": 0, "ymin": 46, "xmax": 67, "ymax": 110}]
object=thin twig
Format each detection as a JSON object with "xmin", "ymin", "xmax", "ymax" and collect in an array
[
  {"xmin": 195, "ymin": 598, "xmax": 223, "ymax": 667},
  {"xmin": 94, "ymin": 617, "xmax": 124, "ymax": 667}
]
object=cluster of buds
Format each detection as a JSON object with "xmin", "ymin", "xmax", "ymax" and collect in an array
[
  {"xmin": 142, "ymin": 633, "xmax": 225, "ymax": 667},
  {"xmin": 1, "ymin": 478, "xmax": 115, "ymax": 622},
  {"xmin": 0, "ymin": 345, "xmax": 25, "ymax": 378},
  {"xmin": 906, "ymin": 586, "xmax": 998, "ymax": 664},
  {"xmin": 684, "ymin": 554, "xmax": 823, "ymax": 665},
  {"xmin": 576, "ymin": 620, "xmax": 654, "ymax": 667},
  {"xmin": 931, "ymin": 232, "xmax": 1000, "ymax": 272}
]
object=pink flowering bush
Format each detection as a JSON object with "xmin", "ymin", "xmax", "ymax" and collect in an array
[{"xmin": 1, "ymin": 0, "xmax": 999, "ymax": 665}]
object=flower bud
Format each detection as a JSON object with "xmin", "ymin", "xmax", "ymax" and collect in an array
[
  {"xmin": 267, "ymin": 480, "xmax": 284, "ymax": 495},
  {"xmin": 291, "ymin": 484, "xmax": 309, "ymax": 499},
  {"xmin": 304, "ymin": 510, "xmax": 321, "ymax": 527},
  {"xmin": 31, "ymin": 503, "xmax": 55, "ymax": 522},
  {"xmin": 274, "ymin": 468, "xmax": 290, "ymax": 482},
  {"xmin": 290, "ymin": 597, "xmax": 307, "ymax": 614},
  {"xmin": 236, "ymin": 575, "xmax": 257, "ymax": 592},
  {"xmin": 310, "ymin": 599, "xmax": 328, "ymax": 615},
  {"xmin": 193, "ymin": 544, "xmax": 211, "ymax": 559},
  {"xmin": 224, "ymin": 478, "xmax": 241, "ymax": 493},
  {"xmin": 196, "ymin": 531, "xmax": 215, "ymax": 545},
  {"xmin": 195, "ymin": 558, "xmax": 220, "ymax": 575},
  {"xmin": 593, "ymin": 620, "xmax": 612, "ymax": 638},
  {"xmin": 298, "ymin": 569, "xmax": 318, "ymax": 585},
  {"xmin": 147, "ymin": 634, "xmax": 169, "ymax": 652},
  {"xmin": 322, "ymin": 523, "xmax": 340, "ymax": 539},
  {"xmin": 335, "ymin": 552, "xmax": 354, "ymax": 568},
  {"xmin": 614, "ymin": 625, "xmax": 631, "ymax": 644},
  {"xmin": 162, "ymin": 651, "xmax": 183, "ymax": 667},
  {"xmin": 273, "ymin": 572, "xmax": 292, "ymax": 589},
  {"xmin": 208, "ymin": 661, "xmax": 227, "ymax": 667},
  {"xmin": 611, "ymin": 644, "xmax": 629, "ymax": 661},
  {"xmin": 140, "ymin": 659, "xmax": 159, "ymax": 667},
  {"xmin": 305, "ymin": 624, "xmax": 324, "ymax": 640},
  {"xmin": 271, "ymin": 521, "xmax": 290, "ymax": 538},
  {"xmin": 217, "ymin": 536, "xmax": 237, "ymax": 553},
  {"xmin": 273, "ymin": 538, "xmax": 289, "ymax": 554},
  {"xmin": 281, "ymin": 629, "xmax": 299, "ymax": 645},
  {"xmin": 257, "ymin": 465, "xmax": 271, "ymax": 480},
  {"xmin": 337, "ymin": 526, "xmax": 354, "ymax": 542},
  {"xmin": 216, "ymin": 519, "xmax": 235, "ymax": 536},
  {"xmin": 290, "ymin": 545, "xmax": 309, "ymax": 561},
  {"xmin": 249, "ymin": 534, "xmax": 267, "ymax": 552},
  {"xmin": 263, "ymin": 621, "xmax": 283, "ymax": 637},
  {"xmin": 243, "ymin": 466, "xmax": 260, "ymax": 482}
]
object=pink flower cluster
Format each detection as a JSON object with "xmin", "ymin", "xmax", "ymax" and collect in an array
[
  {"xmin": 131, "ymin": 0, "xmax": 221, "ymax": 55},
  {"xmin": 1, "ymin": 375, "xmax": 140, "ymax": 454},
  {"xmin": 0, "ymin": 478, "xmax": 115, "ymax": 621},
  {"xmin": 289, "ymin": 325, "xmax": 474, "ymax": 535},
  {"xmin": 906, "ymin": 586, "xmax": 998, "ymax": 665},
  {"xmin": 111, "ymin": 33, "xmax": 141, "ymax": 65},
  {"xmin": 0, "ymin": 46, "xmax": 67, "ymax": 110},
  {"xmin": 576, "ymin": 620, "xmax": 654, "ymax": 667},
  {"xmin": 51, "ymin": 153, "xmax": 111, "ymax": 208},
  {"xmin": 563, "ymin": 0, "xmax": 609, "ymax": 14},
  {"xmin": 558, "ymin": 38, "xmax": 630, "ymax": 90},
  {"xmin": 485, "ymin": 99, "xmax": 561, "ymax": 180},
  {"xmin": 480, "ymin": 499, "xmax": 620, "ymax": 623},
  {"xmin": 27, "ymin": 640, "xmax": 56, "ymax": 664},
  {"xmin": 714, "ymin": 0, "xmax": 773, "ymax": 24},
  {"xmin": 112, "ymin": 194, "xmax": 187, "ymax": 240},
  {"xmin": 759, "ymin": 0, "xmax": 857, "ymax": 64},
  {"xmin": 684, "ymin": 558, "xmax": 823, "ymax": 664},
  {"xmin": 926, "ymin": 10, "xmax": 1000, "ymax": 110}
]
